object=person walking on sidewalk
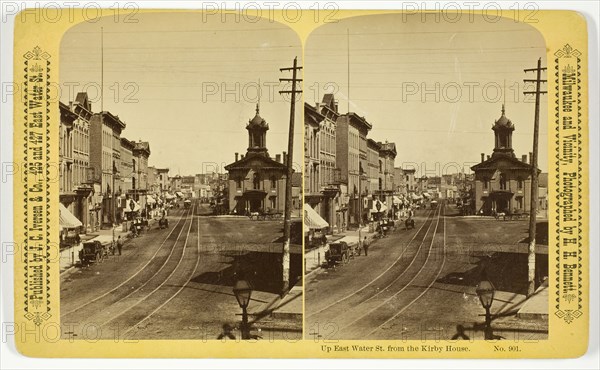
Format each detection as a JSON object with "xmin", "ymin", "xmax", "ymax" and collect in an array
[
  {"xmin": 116, "ymin": 236, "xmax": 123, "ymax": 256},
  {"xmin": 363, "ymin": 236, "xmax": 369, "ymax": 256}
]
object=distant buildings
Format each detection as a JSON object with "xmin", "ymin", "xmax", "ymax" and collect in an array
[{"xmin": 395, "ymin": 167, "xmax": 416, "ymax": 196}]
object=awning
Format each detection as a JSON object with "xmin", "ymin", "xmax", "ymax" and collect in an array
[
  {"xmin": 124, "ymin": 199, "xmax": 141, "ymax": 212},
  {"xmin": 165, "ymin": 193, "xmax": 176, "ymax": 200},
  {"xmin": 411, "ymin": 193, "xmax": 422, "ymax": 201},
  {"xmin": 422, "ymin": 192, "xmax": 431, "ymax": 198},
  {"xmin": 371, "ymin": 200, "xmax": 388, "ymax": 213},
  {"xmin": 146, "ymin": 195, "xmax": 156, "ymax": 204},
  {"xmin": 176, "ymin": 191, "xmax": 184, "ymax": 198},
  {"xmin": 60, "ymin": 203, "xmax": 82, "ymax": 229},
  {"xmin": 392, "ymin": 196, "xmax": 403, "ymax": 205},
  {"xmin": 304, "ymin": 204, "xmax": 329, "ymax": 229}
]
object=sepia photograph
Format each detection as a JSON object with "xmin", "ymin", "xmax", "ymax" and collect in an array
[
  {"xmin": 57, "ymin": 12, "xmax": 303, "ymax": 340},
  {"xmin": 303, "ymin": 13, "xmax": 549, "ymax": 341}
]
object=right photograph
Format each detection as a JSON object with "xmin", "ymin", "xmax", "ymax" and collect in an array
[{"xmin": 303, "ymin": 13, "xmax": 549, "ymax": 340}]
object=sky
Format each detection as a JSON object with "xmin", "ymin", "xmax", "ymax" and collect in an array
[
  {"xmin": 60, "ymin": 12, "xmax": 302, "ymax": 176},
  {"xmin": 305, "ymin": 13, "xmax": 548, "ymax": 177}
]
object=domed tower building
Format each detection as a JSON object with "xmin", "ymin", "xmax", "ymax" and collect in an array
[
  {"xmin": 225, "ymin": 104, "xmax": 288, "ymax": 215},
  {"xmin": 471, "ymin": 105, "xmax": 540, "ymax": 216}
]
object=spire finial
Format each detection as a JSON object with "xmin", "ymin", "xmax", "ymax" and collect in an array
[
  {"xmin": 256, "ymin": 78, "xmax": 261, "ymax": 115},
  {"xmin": 502, "ymin": 79, "xmax": 506, "ymax": 115}
]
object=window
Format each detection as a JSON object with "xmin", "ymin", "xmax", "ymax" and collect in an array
[
  {"xmin": 500, "ymin": 173, "xmax": 507, "ymax": 190},
  {"xmin": 236, "ymin": 178, "xmax": 242, "ymax": 189},
  {"xmin": 271, "ymin": 176, "xmax": 277, "ymax": 189},
  {"xmin": 517, "ymin": 179, "xmax": 523, "ymax": 190},
  {"xmin": 270, "ymin": 197, "xmax": 277, "ymax": 209},
  {"xmin": 483, "ymin": 179, "xmax": 489, "ymax": 190},
  {"xmin": 253, "ymin": 173, "xmax": 260, "ymax": 190}
]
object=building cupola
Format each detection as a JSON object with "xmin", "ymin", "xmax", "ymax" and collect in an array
[
  {"xmin": 246, "ymin": 103, "xmax": 269, "ymax": 156},
  {"xmin": 492, "ymin": 104, "xmax": 516, "ymax": 159}
]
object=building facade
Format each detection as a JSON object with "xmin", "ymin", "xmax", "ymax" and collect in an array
[
  {"xmin": 89, "ymin": 111, "xmax": 126, "ymax": 225},
  {"xmin": 317, "ymin": 94, "xmax": 341, "ymax": 233},
  {"xmin": 69, "ymin": 93, "xmax": 97, "ymax": 232},
  {"xmin": 225, "ymin": 105, "xmax": 288, "ymax": 214},
  {"xmin": 377, "ymin": 141, "xmax": 397, "ymax": 205},
  {"xmin": 471, "ymin": 106, "xmax": 539, "ymax": 215},
  {"xmin": 304, "ymin": 103, "xmax": 322, "ymax": 203},
  {"xmin": 156, "ymin": 168, "xmax": 170, "ymax": 193},
  {"xmin": 367, "ymin": 139, "xmax": 380, "ymax": 196},
  {"xmin": 59, "ymin": 102, "xmax": 78, "ymax": 222},
  {"xmin": 120, "ymin": 137, "xmax": 135, "ymax": 196},
  {"xmin": 336, "ymin": 113, "xmax": 372, "ymax": 225}
]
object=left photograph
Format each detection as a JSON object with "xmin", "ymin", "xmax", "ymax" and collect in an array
[{"xmin": 57, "ymin": 12, "xmax": 303, "ymax": 340}]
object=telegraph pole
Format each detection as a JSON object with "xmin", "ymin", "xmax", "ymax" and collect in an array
[
  {"xmin": 523, "ymin": 58, "xmax": 547, "ymax": 296},
  {"xmin": 279, "ymin": 57, "xmax": 302, "ymax": 295}
]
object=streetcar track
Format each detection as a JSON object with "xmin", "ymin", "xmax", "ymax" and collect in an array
[
  {"xmin": 360, "ymin": 206, "xmax": 441, "ymax": 305},
  {"xmin": 307, "ymin": 209, "xmax": 435, "ymax": 318},
  {"xmin": 339, "ymin": 205, "xmax": 443, "ymax": 337},
  {"xmin": 60, "ymin": 207, "xmax": 189, "ymax": 318},
  {"xmin": 123, "ymin": 215, "xmax": 203, "ymax": 338},
  {"xmin": 366, "ymin": 204, "xmax": 447, "ymax": 338},
  {"xmin": 96, "ymin": 203, "xmax": 196, "ymax": 331}
]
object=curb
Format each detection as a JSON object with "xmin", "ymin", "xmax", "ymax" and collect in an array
[{"xmin": 60, "ymin": 265, "xmax": 77, "ymax": 277}]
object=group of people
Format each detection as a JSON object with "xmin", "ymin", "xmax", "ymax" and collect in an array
[{"xmin": 358, "ymin": 236, "xmax": 370, "ymax": 256}]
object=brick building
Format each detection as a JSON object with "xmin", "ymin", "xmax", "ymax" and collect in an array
[
  {"xmin": 225, "ymin": 105, "xmax": 288, "ymax": 214},
  {"xmin": 471, "ymin": 105, "xmax": 539, "ymax": 215}
]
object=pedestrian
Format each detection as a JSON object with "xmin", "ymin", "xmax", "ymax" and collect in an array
[
  {"xmin": 117, "ymin": 235, "xmax": 123, "ymax": 255},
  {"xmin": 363, "ymin": 236, "xmax": 369, "ymax": 256}
]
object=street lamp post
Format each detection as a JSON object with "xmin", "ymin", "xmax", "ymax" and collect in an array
[
  {"xmin": 476, "ymin": 277, "xmax": 496, "ymax": 340},
  {"xmin": 233, "ymin": 280, "xmax": 253, "ymax": 340}
]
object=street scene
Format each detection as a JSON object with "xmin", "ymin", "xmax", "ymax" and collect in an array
[
  {"xmin": 58, "ymin": 14, "xmax": 302, "ymax": 340},
  {"xmin": 304, "ymin": 14, "xmax": 549, "ymax": 340}
]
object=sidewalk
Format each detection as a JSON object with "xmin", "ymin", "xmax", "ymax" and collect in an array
[
  {"xmin": 249, "ymin": 283, "xmax": 303, "ymax": 333},
  {"xmin": 59, "ymin": 226, "xmax": 131, "ymax": 274},
  {"xmin": 305, "ymin": 225, "xmax": 376, "ymax": 274},
  {"xmin": 516, "ymin": 279, "xmax": 549, "ymax": 320}
]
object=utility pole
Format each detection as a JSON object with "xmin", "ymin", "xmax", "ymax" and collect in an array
[
  {"xmin": 523, "ymin": 58, "xmax": 547, "ymax": 296},
  {"xmin": 279, "ymin": 57, "xmax": 302, "ymax": 296}
]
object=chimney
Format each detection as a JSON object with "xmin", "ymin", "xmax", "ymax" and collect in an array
[
  {"xmin": 487, "ymin": 155, "xmax": 491, "ymax": 160},
  {"xmin": 235, "ymin": 152, "xmax": 239, "ymax": 161},
  {"xmin": 529, "ymin": 152, "xmax": 533, "ymax": 165},
  {"xmin": 481, "ymin": 153, "xmax": 485, "ymax": 163},
  {"xmin": 275, "ymin": 154, "xmax": 281, "ymax": 163},
  {"xmin": 283, "ymin": 151, "xmax": 287, "ymax": 164},
  {"xmin": 522, "ymin": 154, "xmax": 528, "ymax": 163}
]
